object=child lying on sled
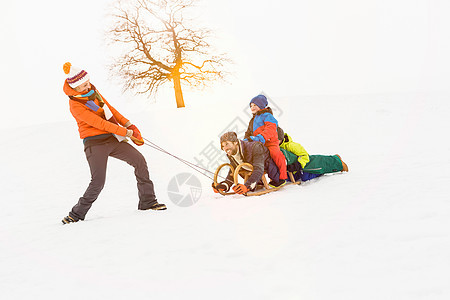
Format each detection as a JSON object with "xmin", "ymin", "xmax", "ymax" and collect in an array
[{"xmin": 277, "ymin": 127, "xmax": 348, "ymax": 182}]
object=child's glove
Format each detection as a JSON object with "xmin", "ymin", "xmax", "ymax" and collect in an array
[
  {"xmin": 232, "ymin": 183, "xmax": 249, "ymax": 195},
  {"xmin": 287, "ymin": 161, "xmax": 302, "ymax": 173},
  {"xmin": 127, "ymin": 124, "xmax": 144, "ymax": 146},
  {"xmin": 287, "ymin": 163, "xmax": 300, "ymax": 173}
]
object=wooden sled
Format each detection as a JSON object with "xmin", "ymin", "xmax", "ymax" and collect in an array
[{"xmin": 213, "ymin": 162, "xmax": 301, "ymax": 196}]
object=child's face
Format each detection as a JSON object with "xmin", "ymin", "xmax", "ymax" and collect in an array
[{"xmin": 250, "ymin": 103, "xmax": 261, "ymax": 114}]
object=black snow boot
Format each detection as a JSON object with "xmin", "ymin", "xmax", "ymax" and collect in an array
[
  {"xmin": 148, "ymin": 203, "xmax": 167, "ymax": 210},
  {"xmin": 62, "ymin": 216, "xmax": 79, "ymax": 224},
  {"xmin": 268, "ymin": 179, "xmax": 286, "ymax": 188}
]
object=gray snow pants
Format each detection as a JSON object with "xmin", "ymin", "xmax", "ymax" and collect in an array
[{"xmin": 69, "ymin": 136, "xmax": 157, "ymax": 220}]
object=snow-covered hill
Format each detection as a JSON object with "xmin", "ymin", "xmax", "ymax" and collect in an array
[{"xmin": 1, "ymin": 93, "xmax": 449, "ymax": 299}]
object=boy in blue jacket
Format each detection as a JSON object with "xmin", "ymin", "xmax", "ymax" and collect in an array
[{"xmin": 244, "ymin": 95, "xmax": 287, "ymax": 187}]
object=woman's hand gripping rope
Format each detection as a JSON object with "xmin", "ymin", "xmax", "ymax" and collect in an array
[{"xmin": 127, "ymin": 124, "xmax": 144, "ymax": 146}]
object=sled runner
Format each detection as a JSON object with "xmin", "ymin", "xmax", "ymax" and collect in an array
[{"xmin": 213, "ymin": 162, "xmax": 300, "ymax": 196}]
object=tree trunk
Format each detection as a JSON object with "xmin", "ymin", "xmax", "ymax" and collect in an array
[{"xmin": 172, "ymin": 71, "xmax": 185, "ymax": 108}]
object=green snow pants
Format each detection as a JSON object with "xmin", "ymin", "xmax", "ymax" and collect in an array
[{"xmin": 302, "ymin": 155, "xmax": 344, "ymax": 174}]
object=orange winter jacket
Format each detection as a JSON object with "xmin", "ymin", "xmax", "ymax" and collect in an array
[{"xmin": 63, "ymin": 80, "xmax": 129, "ymax": 139}]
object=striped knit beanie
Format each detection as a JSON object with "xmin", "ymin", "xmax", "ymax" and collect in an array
[{"xmin": 63, "ymin": 62, "xmax": 90, "ymax": 88}]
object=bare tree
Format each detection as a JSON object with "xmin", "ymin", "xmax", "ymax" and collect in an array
[{"xmin": 108, "ymin": 0, "xmax": 231, "ymax": 108}]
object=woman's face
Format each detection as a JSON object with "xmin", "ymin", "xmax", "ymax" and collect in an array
[{"xmin": 74, "ymin": 80, "xmax": 91, "ymax": 94}]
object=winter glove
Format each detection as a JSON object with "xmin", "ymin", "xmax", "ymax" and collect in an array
[
  {"xmin": 287, "ymin": 163, "xmax": 299, "ymax": 173},
  {"xmin": 127, "ymin": 124, "xmax": 142, "ymax": 139},
  {"xmin": 287, "ymin": 161, "xmax": 302, "ymax": 173},
  {"xmin": 125, "ymin": 129, "xmax": 133, "ymax": 138},
  {"xmin": 232, "ymin": 183, "xmax": 249, "ymax": 195},
  {"xmin": 212, "ymin": 181, "xmax": 230, "ymax": 193},
  {"xmin": 127, "ymin": 124, "xmax": 144, "ymax": 146}
]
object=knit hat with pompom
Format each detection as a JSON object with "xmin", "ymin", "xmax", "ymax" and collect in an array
[{"xmin": 63, "ymin": 62, "xmax": 90, "ymax": 88}]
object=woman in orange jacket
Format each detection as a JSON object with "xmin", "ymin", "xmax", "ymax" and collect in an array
[{"xmin": 61, "ymin": 62, "xmax": 166, "ymax": 224}]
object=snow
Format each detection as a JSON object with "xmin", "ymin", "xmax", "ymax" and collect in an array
[{"xmin": 1, "ymin": 92, "xmax": 450, "ymax": 299}]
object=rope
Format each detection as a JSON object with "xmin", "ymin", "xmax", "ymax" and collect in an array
[{"xmin": 141, "ymin": 137, "xmax": 228, "ymax": 182}]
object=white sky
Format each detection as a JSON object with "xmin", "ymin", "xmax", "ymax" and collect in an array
[{"xmin": 1, "ymin": 0, "xmax": 449, "ymax": 128}]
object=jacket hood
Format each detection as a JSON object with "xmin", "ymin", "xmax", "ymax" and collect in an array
[
  {"xmin": 63, "ymin": 79, "xmax": 79, "ymax": 97},
  {"xmin": 280, "ymin": 133, "xmax": 293, "ymax": 146}
]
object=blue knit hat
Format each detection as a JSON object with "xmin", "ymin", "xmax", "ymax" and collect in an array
[{"xmin": 250, "ymin": 95, "xmax": 268, "ymax": 109}]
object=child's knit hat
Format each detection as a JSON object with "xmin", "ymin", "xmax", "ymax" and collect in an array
[
  {"xmin": 63, "ymin": 62, "xmax": 90, "ymax": 88},
  {"xmin": 249, "ymin": 94, "xmax": 268, "ymax": 109}
]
